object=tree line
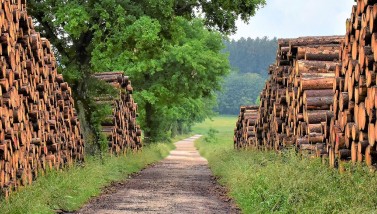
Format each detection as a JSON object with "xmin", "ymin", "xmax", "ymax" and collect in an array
[
  {"xmin": 217, "ymin": 37, "xmax": 277, "ymax": 115},
  {"xmin": 216, "ymin": 71, "xmax": 265, "ymax": 115},
  {"xmin": 224, "ymin": 36, "xmax": 278, "ymax": 76},
  {"xmin": 26, "ymin": 0, "xmax": 266, "ymax": 148}
]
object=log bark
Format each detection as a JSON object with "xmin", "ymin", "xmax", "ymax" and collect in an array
[
  {"xmin": 295, "ymin": 60, "xmax": 338, "ymax": 74},
  {"xmin": 305, "ymin": 96, "xmax": 333, "ymax": 110},
  {"xmin": 300, "ymin": 73, "xmax": 335, "ymax": 90}
]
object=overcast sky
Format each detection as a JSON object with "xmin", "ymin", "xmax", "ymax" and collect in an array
[{"xmin": 231, "ymin": 0, "xmax": 355, "ymax": 40}]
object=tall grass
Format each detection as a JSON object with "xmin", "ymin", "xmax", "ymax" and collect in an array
[
  {"xmin": 194, "ymin": 116, "xmax": 377, "ymax": 213},
  {"xmin": 0, "ymin": 135, "xmax": 188, "ymax": 214}
]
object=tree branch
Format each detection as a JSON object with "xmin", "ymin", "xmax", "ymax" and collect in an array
[{"xmin": 32, "ymin": 11, "xmax": 71, "ymax": 61}]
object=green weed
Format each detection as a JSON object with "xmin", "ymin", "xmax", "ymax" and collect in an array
[
  {"xmin": 204, "ymin": 128, "xmax": 219, "ymax": 143},
  {"xmin": 194, "ymin": 116, "xmax": 377, "ymax": 213}
]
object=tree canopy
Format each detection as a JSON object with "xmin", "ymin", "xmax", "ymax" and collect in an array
[
  {"xmin": 27, "ymin": 0, "xmax": 266, "ymax": 144},
  {"xmin": 173, "ymin": 0, "xmax": 266, "ymax": 33},
  {"xmin": 92, "ymin": 17, "xmax": 229, "ymax": 141}
]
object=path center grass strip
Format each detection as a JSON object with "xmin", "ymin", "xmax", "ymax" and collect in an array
[
  {"xmin": 0, "ymin": 135, "xmax": 190, "ymax": 214},
  {"xmin": 194, "ymin": 116, "xmax": 377, "ymax": 213}
]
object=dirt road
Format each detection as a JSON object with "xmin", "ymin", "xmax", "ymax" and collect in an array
[{"xmin": 79, "ymin": 135, "xmax": 239, "ymax": 214}]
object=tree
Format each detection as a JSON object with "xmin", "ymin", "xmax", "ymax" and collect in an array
[
  {"xmin": 224, "ymin": 37, "xmax": 277, "ymax": 76},
  {"xmin": 173, "ymin": 0, "xmax": 266, "ymax": 34},
  {"xmin": 216, "ymin": 71, "xmax": 266, "ymax": 115},
  {"xmin": 91, "ymin": 17, "xmax": 229, "ymax": 141},
  {"xmin": 27, "ymin": 0, "xmax": 266, "ymax": 143}
]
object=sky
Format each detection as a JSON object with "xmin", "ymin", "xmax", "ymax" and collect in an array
[{"xmin": 231, "ymin": 0, "xmax": 356, "ymax": 40}]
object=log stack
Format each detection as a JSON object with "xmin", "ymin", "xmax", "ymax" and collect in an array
[
  {"xmin": 0, "ymin": 0, "xmax": 84, "ymax": 197},
  {"xmin": 93, "ymin": 72, "xmax": 142, "ymax": 154},
  {"xmin": 287, "ymin": 36, "xmax": 342, "ymax": 158},
  {"xmin": 237, "ymin": 36, "xmax": 342, "ymax": 154},
  {"xmin": 247, "ymin": 36, "xmax": 342, "ymax": 155},
  {"xmin": 330, "ymin": 0, "xmax": 377, "ymax": 168},
  {"xmin": 234, "ymin": 0, "xmax": 377, "ymax": 170},
  {"xmin": 234, "ymin": 105, "xmax": 259, "ymax": 149},
  {"xmin": 254, "ymin": 40, "xmax": 293, "ymax": 151}
]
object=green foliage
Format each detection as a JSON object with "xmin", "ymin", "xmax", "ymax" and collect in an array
[
  {"xmin": 224, "ymin": 37, "xmax": 277, "ymax": 76},
  {"xmin": 173, "ymin": 0, "xmax": 267, "ymax": 34},
  {"xmin": 216, "ymin": 71, "xmax": 266, "ymax": 115},
  {"xmin": 91, "ymin": 104, "xmax": 113, "ymax": 152},
  {"xmin": 55, "ymin": 2, "xmax": 90, "ymax": 39},
  {"xmin": 27, "ymin": 0, "xmax": 265, "ymax": 143},
  {"xmin": 255, "ymin": 95, "xmax": 261, "ymax": 105},
  {"xmin": 204, "ymin": 128, "xmax": 219, "ymax": 144},
  {"xmin": 0, "ymin": 136, "xmax": 192, "ymax": 213},
  {"xmin": 194, "ymin": 116, "xmax": 377, "ymax": 213},
  {"xmin": 91, "ymin": 16, "xmax": 230, "ymax": 142},
  {"xmin": 84, "ymin": 78, "xmax": 119, "ymax": 153}
]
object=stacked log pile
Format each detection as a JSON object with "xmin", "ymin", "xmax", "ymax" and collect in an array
[
  {"xmin": 236, "ymin": 36, "xmax": 342, "ymax": 155},
  {"xmin": 93, "ymin": 72, "xmax": 142, "ymax": 154},
  {"xmin": 234, "ymin": 105, "xmax": 259, "ymax": 149},
  {"xmin": 287, "ymin": 36, "xmax": 342, "ymax": 158},
  {"xmin": 0, "ymin": 0, "xmax": 84, "ymax": 197},
  {"xmin": 243, "ymin": 36, "xmax": 342, "ymax": 156},
  {"xmin": 330, "ymin": 0, "xmax": 377, "ymax": 168},
  {"xmin": 235, "ymin": 0, "xmax": 377, "ymax": 170},
  {"xmin": 253, "ymin": 54, "xmax": 292, "ymax": 151}
]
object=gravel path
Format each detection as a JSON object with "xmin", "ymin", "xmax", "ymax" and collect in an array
[{"xmin": 78, "ymin": 135, "xmax": 239, "ymax": 214}]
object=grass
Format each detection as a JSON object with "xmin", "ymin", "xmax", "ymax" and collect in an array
[
  {"xmin": 193, "ymin": 116, "xmax": 377, "ymax": 213},
  {"xmin": 0, "ymin": 135, "xmax": 190, "ymax": 214}
]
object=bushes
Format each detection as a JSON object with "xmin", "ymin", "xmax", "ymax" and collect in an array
[{"xmin": 204, "ymin": 128, "xmax": 219, "ymax": 144}]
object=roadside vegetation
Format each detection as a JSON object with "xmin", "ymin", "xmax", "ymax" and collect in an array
[
  {"xmin": 0, "ymin": 135, "xmax": 190, "ymax": 214},
  {"xmin": 194, "ymin": 116, "xmax": 377, "ymax": 213}
]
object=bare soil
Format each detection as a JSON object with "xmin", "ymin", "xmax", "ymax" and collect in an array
[{"xmin": 78, "ymin": 135, "xmax": 239, "ymax": 214}]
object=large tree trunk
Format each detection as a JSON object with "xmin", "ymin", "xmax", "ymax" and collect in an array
[{"xmin": 69, "ymin": 49, "xmax": 102, "ymax": 154}]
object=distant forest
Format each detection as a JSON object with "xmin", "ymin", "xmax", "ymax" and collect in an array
[
  {"xmin": 224, "ymin": 37, "xmax": 278, "ymax": 76},
  {"xmin": 217, "ymin": 37, "xmax": 277, "ymax": 115}
]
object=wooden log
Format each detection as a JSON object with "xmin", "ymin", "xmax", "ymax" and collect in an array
[
  {"xmin": 305, "ymin": 110, "xmax": 333, "ymax": 124},
  {"xmin": 357, "ymin": 140, "xmax": 369, "ymax": 163},
  {"xmin": 300, "ymin": 73, "xmax": 335, "ymax": 90},
  {"xmin": 289, "ymin": 36, "xmax": 344, "ymax": 49},
  {"xmin": 365, "ymin": 145, "xmax": 377, "ymax": 166},
  {"xmin": 357, "ymin": 102, "xmax": 368, "ymax": 130},
  {"xmin": 303, "ymin": 89, "xmax": 334, "ymax": 100},
  {"xmin": 369, "ymin": 123, "xmax": 376, "ymax": 146},
  {"xmin": 305, "ymin": 96, "xmax": 333, "ymax": 110},
  {"xmin": 351, "ymin": 141, "xmax": 358, "ymax": 164},
  {"xmin": 307, "ymin": 123, "xmax": 323, "ymax": 134},
  {"xmin": 295, "ymin": 60, "xmax": 338, "ymax": 74},
  {"xmin": 297, "ymin": 44, "xmax": 340, "ymax": 60}
]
